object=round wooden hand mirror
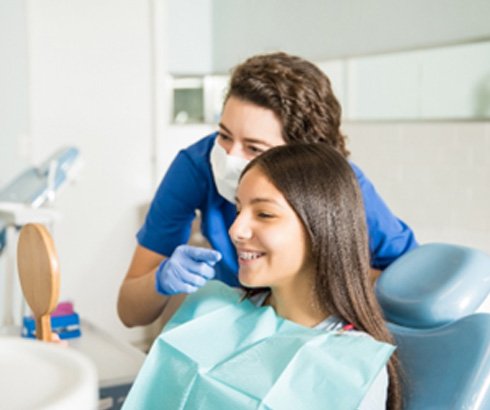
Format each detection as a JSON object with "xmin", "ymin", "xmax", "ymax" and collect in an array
[{"xmin": 17, "ymin": 223, "xmax": 60, "ymax": 341}]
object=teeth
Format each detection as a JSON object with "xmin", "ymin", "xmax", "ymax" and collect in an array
[{"xmin": 239, "ymin": 251, "xmax": 263, "ymax": 260}]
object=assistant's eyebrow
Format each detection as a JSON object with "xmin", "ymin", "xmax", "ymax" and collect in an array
[{"xmin": 219, "ymin": 122, "xmax": 233, "ymax": 135}]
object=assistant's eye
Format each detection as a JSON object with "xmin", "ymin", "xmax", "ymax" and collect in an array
[
  {"xmin": 218, "ymin": 132, "xmax": 232, "ymax": 143},
  {"xmin": 246, "ymin": 145, "xmax": 265, "ymax": 156}
]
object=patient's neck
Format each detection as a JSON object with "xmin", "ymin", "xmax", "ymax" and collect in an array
[{"xmin": 267, "ymin": 276, "xmax": 327, "ymax": 328}]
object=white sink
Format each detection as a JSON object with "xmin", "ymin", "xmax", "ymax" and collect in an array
[{"xmin": 0, "ymin": 336, "xmax": 98, "ymax": 409}]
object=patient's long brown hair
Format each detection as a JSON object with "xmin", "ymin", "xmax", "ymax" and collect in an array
[{"xmin": 241, "ymin": 143, "xmax": 402, "ymax": 410}]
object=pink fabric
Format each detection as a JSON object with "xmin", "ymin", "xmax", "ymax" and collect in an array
[{"xmin": 51, "ymin": 301, "xmax": 74, "ymax": 316}]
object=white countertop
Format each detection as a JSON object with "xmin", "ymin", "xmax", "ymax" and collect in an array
[{"xmin": 70, "ymin": 319, "xmax": 146, "ymax": 388}]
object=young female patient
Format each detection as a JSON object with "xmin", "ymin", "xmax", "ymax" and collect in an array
[{"xmin": 123, "ymin": 144, "xmax": 402, "ymax": 410}]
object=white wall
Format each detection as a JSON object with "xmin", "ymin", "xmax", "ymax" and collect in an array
[
  {"xmin": 346, "ymin": 122, "xmax": 490, "ymax": 256},
  {"xmin": 211, "ymin": 0, "xmax": 490, "ymax": 72},
  {"xmin": 0, "ymin": 0, "xmax": 30, "ymax": 186},
  {"xmin": 27, "ymin": 0, "xmax": 154, "ymax": 344},
  {"xmin": 166, "ymin": 0, "xmax": 213, "ymax": 75}
]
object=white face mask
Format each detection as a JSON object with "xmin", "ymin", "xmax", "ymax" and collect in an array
[{"xmin": 210, "ymin": 140, "xmax": 250, "ymax": 204}]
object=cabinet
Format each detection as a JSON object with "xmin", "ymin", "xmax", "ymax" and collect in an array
[{"xmin": 171, "ymin": 75, "xmax": 229, "ymax": 125}]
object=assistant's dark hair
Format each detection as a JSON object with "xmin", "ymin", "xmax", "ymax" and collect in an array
[
  {"xmin": 241, "ymin": 143, "xmax": 401, "ymax": 410},
  {"xmin": 225, "ymin": 52, "xmax": 349, "ymax": 157}
]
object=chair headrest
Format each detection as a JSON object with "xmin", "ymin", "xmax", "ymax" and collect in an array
[{"xmin": 376, "ymin": 243, "xmax": 490, "ymax": 328}]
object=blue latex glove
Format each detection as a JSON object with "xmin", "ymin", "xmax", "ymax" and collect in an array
[{"xmin": 155, "ymin": 245, "xmax": 222, "ymax": 296}]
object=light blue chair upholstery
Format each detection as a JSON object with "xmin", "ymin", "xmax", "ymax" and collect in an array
[{"xmin": 376, "ymin": 243, "xmax": 490, "ymax": 409}]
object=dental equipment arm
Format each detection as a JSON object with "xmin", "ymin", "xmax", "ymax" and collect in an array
[
  {"xmin": 0, "ymin": 146, "xmax": 81, "ymax": 207},
  {"xmin": 0, "ymin": 146, "xmax": 81, "ymax": 252},
  {"xmin": 0, "ymin": 146, "xmax": 81, "ymax": 331}
]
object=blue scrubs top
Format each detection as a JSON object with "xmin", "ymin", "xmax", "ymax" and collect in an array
[{"xmin": 137, "ymin": 133, "xmax": 417, "ymax": 286}]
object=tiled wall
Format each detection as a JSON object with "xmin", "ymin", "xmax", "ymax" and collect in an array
[{"xmin": 344, "ymin": 121, "xmax": 490, "ymax": 255}]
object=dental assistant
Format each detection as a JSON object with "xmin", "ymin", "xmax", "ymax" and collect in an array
[{"xmin": 117, "ymin": 52, "xmax": 417, "ymax": 327}]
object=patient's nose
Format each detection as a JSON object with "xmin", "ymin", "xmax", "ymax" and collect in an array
[{"xmin": 229, "ymin": 216, "xmax": 252, "ymax": 242}]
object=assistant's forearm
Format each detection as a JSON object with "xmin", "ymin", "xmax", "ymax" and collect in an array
[{"xmin": 117, "ymin": 269, "xmax": 169, "ymax": 327}]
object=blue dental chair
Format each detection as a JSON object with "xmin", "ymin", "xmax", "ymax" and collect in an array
[{"xmin": 376, "ymin": 243, "xmax": 490, "ymax": 409}]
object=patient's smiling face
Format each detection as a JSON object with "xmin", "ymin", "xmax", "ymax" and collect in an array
[{"xmin": 229, "ymin": 166, "xmax": 313, "ymax": 291}]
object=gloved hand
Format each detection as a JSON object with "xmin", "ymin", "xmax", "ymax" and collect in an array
[{"xmin": 155, "ymin": 245, "xmax": 222, "ymax": 296}]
